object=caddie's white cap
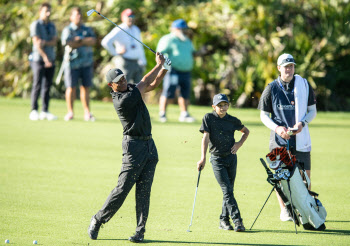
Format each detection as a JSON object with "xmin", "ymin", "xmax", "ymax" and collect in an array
[{"xmin": 277, "ymin": 53, "xmax": 296, "ymax": 66}]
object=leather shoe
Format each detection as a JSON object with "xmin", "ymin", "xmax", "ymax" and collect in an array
[
  {"xmin": 234, "ymin": 219, "xmax": 245, "ymax": 232},
  {"xmin": 219, "ymin": 220, "xmax": 233, "ymax": 230},
  {"xmin": 128, "ymin": 231, "xmax": 144, "ymax": 243},
  {"xmin": 88, "ymin": 216, "xmax": 102, "ymax": 240}
]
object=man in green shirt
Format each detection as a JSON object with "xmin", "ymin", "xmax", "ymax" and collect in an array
[{"xmin": 157, "ymin": 19, "xmax": 195, "ymax": 123}]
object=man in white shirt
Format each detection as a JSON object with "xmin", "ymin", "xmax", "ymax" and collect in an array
[{"xmin": 101, "ymin": 9, "xmax": 147, "ymax": 84}]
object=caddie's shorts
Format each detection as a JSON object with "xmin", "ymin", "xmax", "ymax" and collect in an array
[
  {"xmin": 161, "ymin": 68, "xmax": 191, "ymax": 99},
  {"xmin": 295, "ymin": 151, "xmax": 311, "ymax": 171},
  {"xmin": 64, "ymin": 65, "xmax": 93, "ymax": 88}
]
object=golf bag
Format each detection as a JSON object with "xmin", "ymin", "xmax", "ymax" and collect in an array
[{"xmin": 264, "ymin": 147, "xmax": 327, "ymax": 231}]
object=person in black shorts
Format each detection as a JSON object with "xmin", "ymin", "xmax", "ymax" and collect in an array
[
  {"xmin": 257, "ymin": 53, "xmax": 317, "ymax": 221},
  {"xmin": 197, "ymin": 93, "xmax": 250, "ymax": 232},
  {"xmin": 88, "ymin": 52, "xmax": 170, "ymax": 243}
]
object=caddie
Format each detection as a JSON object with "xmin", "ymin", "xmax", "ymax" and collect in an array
[{"xmin": 257, "ymin": 53, "xmax": 317, "ymax": 221}]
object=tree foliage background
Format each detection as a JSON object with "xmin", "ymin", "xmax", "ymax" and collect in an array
[{"xmin": 0, "ymin": 0, "xmax": 349, "ymax": 110}]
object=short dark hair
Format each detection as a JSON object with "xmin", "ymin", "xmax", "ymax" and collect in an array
[
  {"xmin": 71, "ymin": 6, "xmax": 82, "ymax": 15},
  {"xmin": 39, "ymin": 3, "xmax": 51, "ymax": 11}
]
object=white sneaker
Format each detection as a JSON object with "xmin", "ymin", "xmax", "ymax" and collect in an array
[
  {"xmin": 280, "ymin": 207, "xmax": 293, "ymax": 221},
  {"xmin": 159, "ymin": 114, "xmax": 167, "ymax": 123},
  {"xmin": 85, "ymin": 113, "xmax": 96, "ymax": 122},
  {"xmin": 39, "ymin": 111, "xmax": 58, "ymax": 121},
  {"xmin": 64, "ymin": 112, "xmax": 74, "ymax": 121},
  {"xmin": 29, "ymin": 110, "xmax": 39, "ymax": 121},
  {"xmin": 179, "ymin": 113, "xmax": 195, "ymax": 123}
]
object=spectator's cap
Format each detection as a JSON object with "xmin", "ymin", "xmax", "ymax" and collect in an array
[
  {"xmin": 106, "ymin": 68, "xmax": 124, "ymax": 83},
  {"xmin": 277, "ymin": 53, "xmax": 296, "ymax": 67},
  {"xmin": 213, "ymin": 93, "xmax": 229, "ymax": 106},
  {"xmin": 171, "ymin": 19, "xmax": 188, "ymax": 29},
  {"xmin": 121, "ymin": 8, "xmax": 134, "ymax": 18}
]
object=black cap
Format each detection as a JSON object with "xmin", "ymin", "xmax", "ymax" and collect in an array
[
  {"xmin": 213, "ymin": 93, "xmax": 229, "ymax": 106},
  {"xmin": 106, "ymin": 68, "xmax": 124, "ymax": 83}
]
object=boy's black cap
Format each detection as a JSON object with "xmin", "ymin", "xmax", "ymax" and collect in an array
[
  {"xmin": 213, "ymin": 93, "xmax": 229, "ymax": 106},
  {"xmin": 106, "ymin": 68, "xmax": 124, "ymax": 83}
]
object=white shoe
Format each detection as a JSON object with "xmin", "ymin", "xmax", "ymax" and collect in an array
[
  {"xmin": 159, "ymin": 114, "xmax": 167, "ymax": 123},
  {"xmin": 179, "ymin": 113, "xmax": 195, "ymax": 123},
  {"xmin": 280, "ymin": 208, "xmax": 293, "ymax": 221},
  {"xmin": 85, "ymin": 113, "xmax": 95, "ymax": 122},
  {"xmin": 29, "ymin": 110, "xmax": 39, "ymax": 121},
  {"xmin": 39, "ymin": 111, "xmax": 58, "ymax": 121},
  {"xmin": 64, "ymin": 112, "xmax": 74, "ymax": 121}
]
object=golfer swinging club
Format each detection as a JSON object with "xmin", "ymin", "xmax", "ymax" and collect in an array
[{"xmin": 88, "ymin": 52, "xmax": 170, "ymax": 243}]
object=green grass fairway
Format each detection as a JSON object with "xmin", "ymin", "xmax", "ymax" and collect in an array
[{"xmin": 1, "ymin": 97, "xmax": 350, "ymax": 246}]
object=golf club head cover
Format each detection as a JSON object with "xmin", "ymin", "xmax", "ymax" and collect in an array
[{"xmin": 266, "ymin": 147, "xmax": 296, "ymax": 168}]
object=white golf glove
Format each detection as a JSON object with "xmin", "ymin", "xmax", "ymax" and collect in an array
[
  {"xmin": 164, "ymin": 56, "xmax": 172, "ymax": 66},
  {"xmin": 163, "ymin": 56, "xmax": 172, "ymax": 70}
]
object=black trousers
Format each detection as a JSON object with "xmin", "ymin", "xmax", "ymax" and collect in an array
[
  {"xmin": 95, "ymin": 137, "xmax": 158, "ymax": 234},
  {"xmin": 30, "ymin": 61, "xmax": 55, "ymax": 112},
  {"xmin": 210, "ymin": 153, "xmax": 242, "ymax": 222}
]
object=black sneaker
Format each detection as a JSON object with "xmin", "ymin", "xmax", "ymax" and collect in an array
[
  {"xmin": 219, "ymin": 220, "xmax": 233, "ymax": 230},
  {"xmin": 234, "ymin": 220, "xmax": 245, "ymax": 232},
  {"xmin": 88, "ymin": 216, "xmax": 102, "ymax": 240},
  {"xmin": 129, "ymin": 231, "xmax": 144, "ymax": 243}
]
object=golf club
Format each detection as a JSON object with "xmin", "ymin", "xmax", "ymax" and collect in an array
[
  {"xmin": 187, "ymin": 169, "xmax": 201, "ymax": 232},
  {"xmin": 286, "ymin": 139, "xmax": 298, "ymax": 234},
  {"xmin": 86, "ymin": 9, "xmax": 171, "ymax": 66}
]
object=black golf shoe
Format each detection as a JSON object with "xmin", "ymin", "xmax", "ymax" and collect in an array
[
  {"xmin": 234, "ymin": 220, "xmax": 245, "ymax": 232},
  {"xmin": 88, "ymin": 216, "xmax": 102, "ymax": 240},
  {"xmin": 128, "ymin": 231, "xmax": 144, "ymax": 243},
  {"xmin": 219, "ymin": 220, "xmax": 233, "ymax": 230}
]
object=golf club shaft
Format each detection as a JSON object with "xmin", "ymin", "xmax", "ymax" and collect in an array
[
  {"xmin": 90, "ymin": 10, "xmax": 156, "ymax": 54},
  {"xmin": 250, "ymin": 186, "xmax": 275, "ymax": 230},
  {"xmin": 188, "ymin": 170, "xmax": 201, "ymax": 230}
]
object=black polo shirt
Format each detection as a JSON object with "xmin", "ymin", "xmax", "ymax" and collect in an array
[
  {"xmin": 200, "ymin": 111, "xmax": 244, "ymax": 155},
  {"xmin": 111, "ymin": 84, "xmax": 151, "ymax": 136}
]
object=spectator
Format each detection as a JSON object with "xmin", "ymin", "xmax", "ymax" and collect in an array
[
  {"xmin": 101, "ymin": 8, "xmax": 146, "ymax": 85},
  {"xmin": 29, "ymin": 2, "xmax": 57, "ymax": 121},
  {"xmin": 157, "ymin": 19, "xmax": 196, "ymax": 123},
  {"xmin": 61, "ymin": 7, "xmax": 96, "ymax": 121}
]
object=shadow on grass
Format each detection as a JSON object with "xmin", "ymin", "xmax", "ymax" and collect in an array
[
  {"xmin": 250, "ymin": 228, "xmax": 350, "ymax": 236},
  {"xmin": 326, "ymin": 220, "xmax": 350, "ymax": 223},
  {"xmin": 97, "ymin": 238, "xmax": 297, "ymax": 245}
]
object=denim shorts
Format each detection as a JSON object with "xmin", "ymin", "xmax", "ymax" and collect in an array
[
  {"xmin": 161, "ymin": 68, "xmax": 191, "ymax": 99},
  {"xmin": 64, "ymin": 65, "xmax": 93, "ymax": 88}
]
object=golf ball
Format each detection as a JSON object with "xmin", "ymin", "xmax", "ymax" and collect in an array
[
  {"xmin": 33, "ymin": 240, "xmax": 38, "ymax": 244},
  {"xmin": 5, "ymin": 239, "xmax": 10, "ymax": 244}
]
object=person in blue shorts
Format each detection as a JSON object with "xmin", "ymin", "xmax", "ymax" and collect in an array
[
  {"xmin": 61, "ymin": 7, "xmax": 96, "ymax": 121},
  {"xmin": 157, "ymin": 19, "xmax": 196, "ymax": 123}
]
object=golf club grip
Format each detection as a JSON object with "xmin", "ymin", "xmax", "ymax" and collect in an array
[
  {"xmin": 260, "ymin": 158, "xmax": 271, "ymax": 173},
  {"xmin": 196, "ymin": 170, "xmax": 201, "ymax": 187}
]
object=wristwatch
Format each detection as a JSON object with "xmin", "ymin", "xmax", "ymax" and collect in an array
[{"xmin": 301, "ymin": 121, "xmax": 305, "ymax": 127}]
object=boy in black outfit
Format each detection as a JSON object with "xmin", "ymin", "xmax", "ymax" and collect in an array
[{"xmin": 197, "ymin": 93, "xmax": 249, "ymax": 231}]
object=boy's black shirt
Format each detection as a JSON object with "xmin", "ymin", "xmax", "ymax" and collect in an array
[{"xmin": 200, "ymin": 111, "xmax": 244, "ymax": 155}]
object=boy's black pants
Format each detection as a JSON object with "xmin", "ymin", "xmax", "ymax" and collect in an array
[{"xmin": 210, "ymin": 153, "xmax": 242, "ymax": 222}]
